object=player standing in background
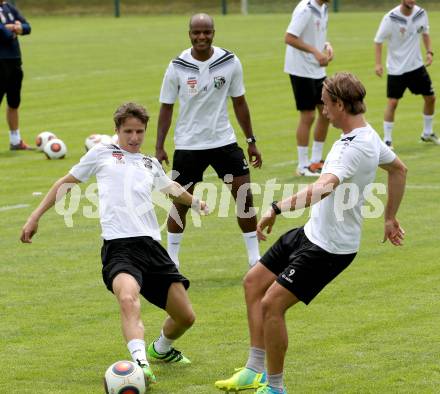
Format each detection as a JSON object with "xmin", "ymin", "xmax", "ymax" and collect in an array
[
  {"xmin": 21, "ymin": 103, "xmax": 210, "ymax": 387},
  {"xmin": 156, "ymin": 13, "xmax": 262, "ymax": 269},
  {"xmin": 215, "ymin": 73, "xmax": 407, "ymax": 394},
  {"xmin": 375, "ymin": 0, "xmax": 438, "ymax": 147},
  {"xmin": 284, "ymin": 0, "xmax": 333, "ymax": 176},
  {"xmin": 0, "ymin": 0, "xmax": 32, "ymax": 150}
]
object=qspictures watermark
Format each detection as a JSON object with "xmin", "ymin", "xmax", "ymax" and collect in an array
[{"xmin": 53, "ymin": 177, "xmax": 386, "ymax": 229}]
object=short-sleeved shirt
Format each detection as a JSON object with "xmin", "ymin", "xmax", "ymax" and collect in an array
[
  {"xmin": 304, "ymin": 125, "xmax": 396, "ymax": 254},
  {"xmin": 374, "ymin": 5, "xmax": 429, "ymax": 75},
  {"xmin": 159, "ymin": 46, "xmax": 245, "ymax": 150},
  {"xmin": 284, "ymin": 0, "xmax": 328, "ymax": 79},
  {"xmin": 69, "ymin": 144, "xmax": 173, "ymax": 241}
]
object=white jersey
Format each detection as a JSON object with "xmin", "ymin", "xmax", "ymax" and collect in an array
[
  {"xmin": 304, "ymin": 124, "xmax": 396, "ymax": 254},
  {"xmin": 159, "ymin": 46, "xmax": 245, "ymax": 150},
  {"xmin": 284, "ymin": 0, "xmax": 329, "ymax": 79},
  {"xmin": 69, "ymin": 144, "xmax": 173, "ymax": 241},
  {"xmin": 374, "ymin": 5, "xmax": 429, "ymax": 75}
]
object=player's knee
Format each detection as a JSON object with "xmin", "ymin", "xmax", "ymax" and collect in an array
[
  {"xmin": 117, "ymin": 293, "xmax": 140, "ymax": 313},
  {"xmin": 388, "ymin": 99, "xmax": 399, "ymax": 110},
  {"xmin": 243, "ymin": 270, "xmax": 259, "ymax": 294},
  {"xmin": 178, "ymin": 310, "xmax": 196, "ymax": 329}
]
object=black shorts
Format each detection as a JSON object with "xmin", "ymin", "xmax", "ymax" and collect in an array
[
  {"xmin": 387, "ymin": 66, "xmax": 434, "ymax": 99},
  {"xmin": 260, "ymin": 227, "xmax": 356, "ymax": 304},
  {"xmin": 0, "ymin": 59, "xmax": 23, "ymax": 108},
  {"xmin": 172, "ymin": 142, "xmax": 249, "ymax": 186},
  {"xmin": 101, "ymin": 236, "xmax": 190, "ymax": 310},
  {"xmin": 289, "ymin": 75, "xmax": 326, "ymax": 111}
]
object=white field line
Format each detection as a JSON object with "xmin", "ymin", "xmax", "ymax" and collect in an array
[{"xmin": 0, "ymin": 204, "xmax": 30, "ymax": 212}]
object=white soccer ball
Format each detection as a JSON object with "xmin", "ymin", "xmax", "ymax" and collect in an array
[
  {"xmin": 100, "ymin": 134, "xmax": 113, "ymax": 145},
  {"xmin": 104, "ymin": 361, "xmax": 146, "ymax": 394},
  {"xmin": 85, "ymin": 134, "xmax": 102, "ymax": 151},
  {"xmin": 44, "ymin": 138, "xmax": 67, "ymax": 160},
  {"xmin": 35, "ymin": 131, "xmax": 57, "ymax": 151}
]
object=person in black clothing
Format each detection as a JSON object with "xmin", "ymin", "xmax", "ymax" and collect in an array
[{"xmin": 0, "ymin": 1, "xmax": 32, "ymax": 150}]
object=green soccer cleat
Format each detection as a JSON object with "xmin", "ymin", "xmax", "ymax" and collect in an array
[
  {"xmin": 214, "ymin": 367, "xmax": 267, "ymax": 392},
  {"xmin": 147, "ymin": 342, "xmax": 191, "ymax": 364},
  {"xmin": 256, "ymin": 385, "xmax": 286, "ymax": 394},
  {"xmin": 136, "ymin": 361, "xmax": 157, "ymax": 388}
]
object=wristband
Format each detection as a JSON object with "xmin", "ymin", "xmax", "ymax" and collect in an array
[
  {"xmin": 271, "ymin": 201, "xmax": 281, "ymax": 215},
  {"xmin": 427, "ymin": 51, "xmax": 434, "ymax": 56},
  {"xmin": 246, "ymin": 136, "xmax": 256, "ymax": 144},
  {"xmin": 191, "ymin": 198, "xmax": 201, "ymax": 212}
]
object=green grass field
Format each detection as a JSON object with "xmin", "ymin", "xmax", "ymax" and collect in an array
[{"xmin": 1, "ymin": 13, "xmax": 439, "ymax": 393}]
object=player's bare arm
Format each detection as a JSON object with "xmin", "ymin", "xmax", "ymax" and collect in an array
[
  {"xmin": 379, "ymin": 157, "xmax": 407, "ymax": 246},
  {"xmin": 161, "ymin": 181, "xmax": 209, "ymax": 215},
  {"xmin": 422, "ymin": 33, "xmax": 433, "ymax": 67},
  {"xmin": 375, "ymin": 42, "xmax": 384, "ymax": 77},
  {"xmin": 231, "ymin": 95, "xmax": 262, "ymax": 168},
  {"xmin": 257, "ymin": 173, "xmax": 339, "ymax": 241},
  {"xmin": 155, "ymin": 103, "xmax": 174, "ymax": 165},
  {"xmin": 20, "ymin": 174, "xmax": 81, "ymax": 243},
  {"xmin": 285, "ymin": 32, "xmax": 329, "ymax": 67}
]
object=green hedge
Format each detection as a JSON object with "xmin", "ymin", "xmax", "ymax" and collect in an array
[{"xmin": 12, "ymin": 0, "xmax": 440, "ymax": 15}]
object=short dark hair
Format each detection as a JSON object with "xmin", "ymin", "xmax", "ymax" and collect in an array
[
  {"xmin": 323, "ymin": 72, "xmax": 366, "ymax": 115},
  {"xmin": 113, "ymin": 102, "xmax": 149, "ymax": 129}
]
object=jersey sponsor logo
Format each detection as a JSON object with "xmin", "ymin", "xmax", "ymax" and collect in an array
[
  {"xmin": 142, "ymin": 156, "xmax": 153, "ymax": 169},
  {"xmin": 315, "ymin": 19, "xmax": 321, "ymax": 31},
  {"xmin": 112, "ymin": 151, "xmax": 125, "ymax": 164},
  {"xmin": 214, "ymin": 76, "xmax": 226, "ymax": 89},
  {"xmin": 400, "ymin": 27, "xmax": 406, "ymax": 37},
  {"xmin": 187, "ymin": 77, "xmax": 198, "ymax": 96}
]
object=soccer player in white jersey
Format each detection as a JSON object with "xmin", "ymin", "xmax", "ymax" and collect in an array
[
  {"xmin": 20, "ymin": 102, "xmax": 209, "ymax": 387},
  {"xmin": 284, "ymin": 0, "xmax": 334, "ymax": 176},
  {"xmin": 156, "ymin": 13, "xmax": 262, "ymax": 269},
  {"xmin": 215, "ymin": 73, "xmax": 407, "ymax": 394},
  {"xmin": 375, "ymin": 0, "xmax": 438, "ymax": 147}
]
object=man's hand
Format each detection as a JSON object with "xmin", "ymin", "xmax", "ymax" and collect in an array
[
  {"xmin": 20, "ymin": 217, "xmax": 39, "ymax": 243},
  {"xmin": 382, "ymin": 218, "xmax": 405, "ymax": 246},
  {"xmin": 257, "ymin": 208, "xmax": 276, "ymax": 241},
  {"xmin": 375, "ymin": 64, "xmax": 384, "ymax": 77},
  {"xmin": 248, "ymin": 144, "xmax": 262, "ymax": 169},
  {"xmin": 324, "ymin": 42, "xmax": 334, "ymax": 62},
  {"xmin": 314, "ymin": 50, "xmax": 329, "ymax": 67},
  {"xmin": 155, "ymin": 147, "xmax": 169, "ymax": 166},
  {"xmin": 426, "ymin": 52, "xmax": 433, "ymax": 67},
  {"xmin": 14, "ymin": 21, "xmax": 23, "ymax": 35}
]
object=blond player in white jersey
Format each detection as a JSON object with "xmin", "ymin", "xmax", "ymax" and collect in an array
[
  {"xmin": 375, "ymin": 0, "xmax": 438, "ymax": 147},
  {"xmin": 21, "ymin": 102, "xmax": 209, "ymax": 388},
  {"xmin": 156, "ymin": 13, "xmax": 262, "ymax": 269},
  {"xmin": 284, "ymin": 0, "xmax": 334, "ymax": 177},
  {"xmin": 215, "ymin": 73, "xmax": 407, "ymax": 394}
]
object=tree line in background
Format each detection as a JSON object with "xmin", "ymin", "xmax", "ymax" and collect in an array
[{"xmin": 11, "ymin": 0, "xmax": 440, "ymax": 16}]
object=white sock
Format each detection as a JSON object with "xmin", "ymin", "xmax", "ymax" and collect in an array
[
  {"xmin": 167, "ymin": 232, "xmax": 183, "ymax": 268},
  {"xmin": 127, "ymin": 338, "xmax": 149, "ymax": 366},
  {"xmin": 153, "ymin": 330, "xmax": 174, "ymax": 354},
  {"xmin": 243, "ymin": 231, "xmax": 260, "ymax": 267},
  {"xmin": 9, "ymin": 129, "xmax": 21, "ymax": 145},
  {"xmin": 297, "ymin": 146, "xmax": 308, "ymax": 169},
  {"xmin": 268, "ymin": 373, "xmax": 284, "ymax": 390},
  {"xmin": 245, "ymin": 347, "xmax": 265, "ymax": 373},
  {"xmin": 383, "ymin": 121, "xmax": 394, "ymax": 142},
  {"xmin": 311, "ymin": 141, "xmax": 324, "ymax": 163},
  {"xmin": 423, "ymin": 114, "xmax": 434, "ymax": 136}
]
